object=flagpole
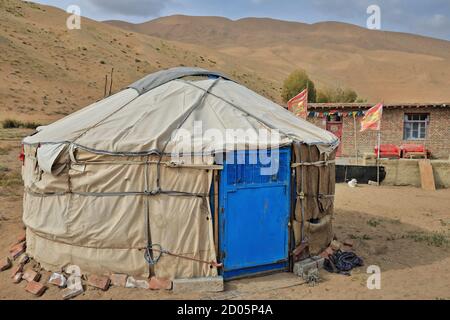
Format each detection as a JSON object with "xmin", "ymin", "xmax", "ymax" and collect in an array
[
  {"xmin": 353, "ymin": 113, "xmax": 358, "ymax": 165},
  {"xmin": 360, "ymin": 102, "xmax": 383, "ymax": 185},
  {"xmin": 376, "ymin": 130, "xmax": 381, "ymax": 185},
  {"xmin": 376, "ymin": 101, "xmax": 383, "ymax": 186}
]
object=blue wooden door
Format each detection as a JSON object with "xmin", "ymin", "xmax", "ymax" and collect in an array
[{"xmin": 218, "ymin": 148, "xmax": 291, "ymax": 279}]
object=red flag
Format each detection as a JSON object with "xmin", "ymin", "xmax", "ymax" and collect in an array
[
  {"xmin": 360, "ymin": 103, "xmax": 383, "ymax": 132},
  {"xmin": 288, "ymin": 89, "xmax": 308, "ymax": 119}
]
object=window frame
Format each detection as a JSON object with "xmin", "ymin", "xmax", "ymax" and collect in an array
[{"xmin": 403, "ymin": 113, "xmax": 429, "ymax": 141}]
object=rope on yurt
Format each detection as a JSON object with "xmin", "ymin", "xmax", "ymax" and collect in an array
[
  {"xmin": 312, "ymin": 146, "xmax": 320, "ymax": 216},
  {"xmin": 181, "ymin": 80, "xmax": 337, "ymax": 149},
  {"xmin": 291, "ymin": 160, "xmax": 335, "ymax": 167},
  {"xmin": 143, "ymin": 154, "xmax": 155, "ymax": 271},
  {"xmin": 145, "ymin": 244, "xmax": 223, "ymax": 268},
  {"xmin": 23, "ymin": 189, "xmax": 210, "ymax": 198},
  {"xmin": 69, "ymin": 92, "xmax": 142, "ymax": 146},
  {"xmin": 299, "ymin": 145, "xmax": 306, "ymax": 245},
  {"xmin": 28, "ymin": 225, "xmax": 221, "ymax": 270},
  {"xmin": 145, "ymin": 78, "xmax": 221, "ymax": 267},
  {"xmin": 155, "ymin": 77, "xmax": 220, "ymax": 193}
]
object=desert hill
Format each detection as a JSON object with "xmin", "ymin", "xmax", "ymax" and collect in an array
[
  {"xmin": 107, "ymin": 15, "xmax": 450, "ymax": 104},
  {"xmin": 1, "ymin": 0, "xmax": 450, "ymax": 125},
  {"xmin": 0, "ymin": 1, "xmax": 275, "ymax": 123}
]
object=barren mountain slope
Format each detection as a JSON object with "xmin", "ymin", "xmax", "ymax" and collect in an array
[
  {"xmin": 2, "ymin": 0, "xmax": 450, "ymax": 125},
  {"xmin": 107, "ymin": 15, "xmax": 450, "ymax": 103},
  {"xmin": 0, "ymin": 1, "xmax": 277, "ymax": 123}
]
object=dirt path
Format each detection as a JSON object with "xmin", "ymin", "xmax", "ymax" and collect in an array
[{"xmin": 1, "ymin": 129, "xmax": 449, "ymax": 300}]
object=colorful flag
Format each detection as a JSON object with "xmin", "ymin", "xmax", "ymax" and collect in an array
[
  {"xmin": 287, "ymin": 89, "xmax": 308, "ymax": 119},
  {"xmin": 360, "ymin": 103, "xmax": 383, "ymax": 132}
]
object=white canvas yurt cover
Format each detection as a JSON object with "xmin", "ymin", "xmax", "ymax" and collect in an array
[{"xmin": 21, "ymin": 67, "xmax": 338, "ymax": 279}]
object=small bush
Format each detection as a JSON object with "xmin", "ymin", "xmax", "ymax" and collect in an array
[
  {"xmin": 2, "ymin": 119, "xmax": 40, "ymax": 129},
  {"xmin": 2, "ymin": 119, "xmax": 22, "ymax": 128},
  {"xmin": 349, "ymin": 233, "xmax": 372, "ymax": 241},
  {"xmin": 316, "ymin": 87, "xmax": 360, "ymax": 103},
  {"xmin": 281, "ymin": 69, "xmax": 316, "ymax": 103},
  {"xmin": 367, "ymin": 219, "xmax": 382, "ymax": 227},
  {"xmin": 23, "ymin": 121, "xmax": 41, "ymax": 129}
]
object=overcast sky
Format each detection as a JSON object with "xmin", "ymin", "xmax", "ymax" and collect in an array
[{"xmin": 32, "ymin": 0, "xmax": 450, "ymax": 41}]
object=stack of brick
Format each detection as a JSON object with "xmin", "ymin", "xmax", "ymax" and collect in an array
[{"xmin": 2, "ymin": 230, "xmax": 225, "ymax": 298}]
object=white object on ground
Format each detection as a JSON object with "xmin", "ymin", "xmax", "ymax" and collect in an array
[
  {"xmin": 125, "ymin": 276, "xmax": 149, "ymax": 289},
  {"xmin": 348, "ymin": 179, "xmax": 358, "ymax": 188},
  {"xmin": 48, "ymin": 272, "xmax": 67, "ymax": 288}
]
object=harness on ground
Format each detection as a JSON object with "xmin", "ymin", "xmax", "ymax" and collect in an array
[{"xmin": 324, "ymin": 250, "xmax": 364, "ymax": 275}]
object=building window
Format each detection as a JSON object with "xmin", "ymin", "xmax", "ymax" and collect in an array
[{"xmin": 403, "ymin": 113, "xmax": 429, "ymax": 140}]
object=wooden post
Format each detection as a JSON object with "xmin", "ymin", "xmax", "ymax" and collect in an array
[
  {"xmin": 108, "ymin": 68, "xmax": 114, "ymax": 96},
  {"xmin": 376, "ymin": 130, "xmax": 381, "ymax": 185},
  {"xmin": 376, "ymin": 103, "xmax": 383, "ymax": 185},
  {"xmin": 353, "ymin": 113, "xmax": 358, "ymax": 165},
  {"xmin": 104, "ymin": 75, "xmax": 108, "ymax": 97},
  {"xmin": 424, "ymin": 116, "xmax": 430, "ymax": 159},
  {"xmin": 213, "ymin": 170, "xmax": 219, "ymax": 259}
]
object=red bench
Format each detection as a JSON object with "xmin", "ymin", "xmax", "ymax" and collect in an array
[
  {"xmin": 400, "ymin": 144, "xmax": 430, "ymax": 159},
  {"xmin": 374, "ymin": 144, "xmax": 400, "ymax": 159}
]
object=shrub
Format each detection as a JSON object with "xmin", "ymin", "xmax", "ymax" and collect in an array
[
  {"xmin": 281, "ymin": 70, "xmax": 316, "ymax": 103},
  {"xmin": 2, "ymin": 119, "xmax": 22, "ymax": 128},
  {"xmin": 316, "ymin": 87, "xmax": 360, "ymax": 103},
  {"xmin": 367, "ymin": 218, "xmax": 381, "ymax": 227},
  {"xmin": 2, "ymin": 119, "xmax": 41, "ymax": 129},
  {"xmin": 23, "ymin": 121, "xmax": 41, "ymax": 129}
]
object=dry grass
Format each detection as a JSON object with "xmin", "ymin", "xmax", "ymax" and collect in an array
[
  {"xmin": 0, "ymin": 146, "xmax": 12, "ymax": 155},
  {"xmin": 405, "ymin": 231, "xmax": 450, "ymax": 247},
  {"xmin": 0, "ymin": 128, "xmax": 34, "ymax": 141},
  {"xmin": 0, "ymin": 170, "xmax": 22, "ymax": 187}
]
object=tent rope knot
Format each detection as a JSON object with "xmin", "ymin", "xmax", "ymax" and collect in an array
[
  {"xmin": 144, "ymin": 244, "xmax": 165, "ymax": 265},
  {"xmin": 144, "ymin": 244, "xmax": 223, "ymax": 268}
]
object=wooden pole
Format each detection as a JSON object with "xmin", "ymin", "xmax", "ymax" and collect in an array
[
  {"xmin": 108, "ymin": 68, "xmax": 114, "ymax": 96},
  {"xmin": 376, "ymin": 102, "xmax": 384, "ymax": 185},
  {"xmin": 213, "ymin": 170, "xmax": 219, "ymax": 259},
  {"xmin": 353, "ymin": 113, "xmax": 358, "ymax": 165},
  {"xmin": 376, "ymin": 130, "xmax": 381, "ymax": 185},
  {"xmin": 104, "ymin": 74, "xmax": 108, "ymax": 97},
  {"xmin": 424, "ymin": 116, "xmax": 429, "ymax": 159}
]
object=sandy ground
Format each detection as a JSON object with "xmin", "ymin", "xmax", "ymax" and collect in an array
[{"xmin": 0, "ymin": 128, "xmax": 449, "ymax": 300}]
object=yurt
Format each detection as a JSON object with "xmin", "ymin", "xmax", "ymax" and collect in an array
[{"xmin": 21, "ymin": 67, "xmax": 339, "ymax": 280}]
